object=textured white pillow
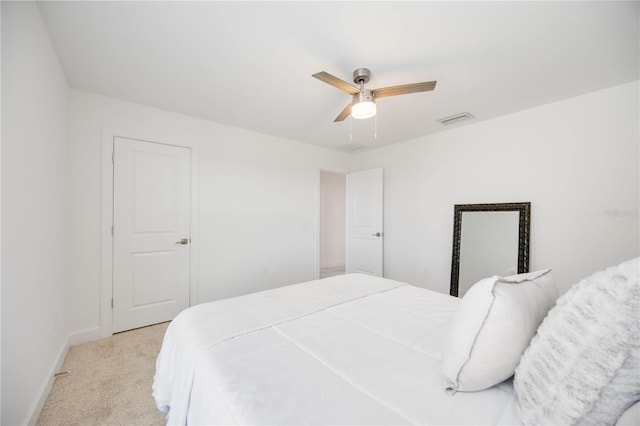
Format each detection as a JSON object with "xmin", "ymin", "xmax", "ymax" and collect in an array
[
  {"xmin": 514, "ymin": 257, "xmax": 640, "ymax": 426},
  {"xmin": 442, "ymin": 269, "xmax": 558, "ymax": 392}
]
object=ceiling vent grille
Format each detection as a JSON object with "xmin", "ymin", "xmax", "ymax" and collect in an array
[
  {"xmin": 437, "ymin": 112, "xmax": 475, "ymax": 126},
  {"xmin": 337, "ymin": 143, "xmax": 366, "ymax": 153}
]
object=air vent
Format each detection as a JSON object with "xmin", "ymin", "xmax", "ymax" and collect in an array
[
  {"xmin": 338, "ymin": 143, "xmax": 366, "ymax": 153},
  {"xmin": 437, "ymin": 112, "xmax": 475, "ymax": 126}
]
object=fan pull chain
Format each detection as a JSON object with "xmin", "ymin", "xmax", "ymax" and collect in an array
[{"xmin": 374, "ymin": 113, "xmax": 378, "ymax": 140}]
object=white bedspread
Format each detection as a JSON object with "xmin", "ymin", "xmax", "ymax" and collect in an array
[{"xmin": 153, "ymin": 274, "xmax": 522, "ymax": 425}]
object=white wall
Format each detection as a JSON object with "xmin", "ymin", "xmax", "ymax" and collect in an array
[
  {"xmin": 350, "ymin": 81, "xmax": 640, "ymax": 295},
  {"xmin": 67, "ymin": 90, "xmax": 350, "ymax": 332},
  {"xmin": 1, "ymin": 2, "xmax": 71, "ymax": 424},
  {"xmin": 320, "ymin": 171, "xmax": 346, "ymax": 269},
  {"xmin": 1, "ymin": 3, "xmax": 3, "ymax": 421}
]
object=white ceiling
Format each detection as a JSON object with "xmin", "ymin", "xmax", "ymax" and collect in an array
[{"xmin": 38, "ymin": 1, "xmax": 639, "ymax": 152}]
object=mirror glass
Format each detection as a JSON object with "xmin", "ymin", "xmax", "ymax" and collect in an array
[{"xmin": 450, "ymin": 203, "xmax": 530, "ymax": 297}]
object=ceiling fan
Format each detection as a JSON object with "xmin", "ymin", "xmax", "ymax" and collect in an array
[{"xmin": 312, "ymin": 68, "xmax": 437, "ymax": 122}]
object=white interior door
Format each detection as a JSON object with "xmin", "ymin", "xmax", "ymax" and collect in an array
[
  {"xmin": 346, "ymin": 168, "xmax": 383, "ymax": 276},
  {"xmin": 113, "ymin": 137, "xmax": 191, "ymax": 332}
]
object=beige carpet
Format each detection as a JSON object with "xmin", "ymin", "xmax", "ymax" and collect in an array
[{"xmin": 37, "ymin": 322, "xmax": 170, "ymax": 425}]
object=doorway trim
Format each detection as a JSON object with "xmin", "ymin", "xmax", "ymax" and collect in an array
[{"xmin": 100, "ymin": 127, "xmax": 199, "ymax": 337}]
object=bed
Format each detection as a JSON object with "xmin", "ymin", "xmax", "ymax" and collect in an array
[{"xmin": 153, "ymin": 260, "xmax": 639, "ymax": 425}]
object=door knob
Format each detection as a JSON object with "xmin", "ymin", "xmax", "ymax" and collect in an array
[
  {"xmin": 371, "ymin": 232, "xmax": 382, "ymax": 237},
  {"xmin": 175, "ymin": 238, "xmax": 189, "ymax": 245}
]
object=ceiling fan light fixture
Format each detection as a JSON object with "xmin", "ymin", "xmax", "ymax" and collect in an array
[
  {"xmin": 313, "ymin": 68, "xmax": 436, "ymax": 122},
  {"xmin": 351, "ymin": 89, "xmax": 376, "ymax": 119}
]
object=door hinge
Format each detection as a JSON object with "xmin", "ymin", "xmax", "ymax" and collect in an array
[
  {"xmin": 112, "ymin": 152, "xmax": 115, "ymax": 163},
  {"xmin": 111, "ymin": 225, "xmax": 114, "ymax": 236},
  {"xmin": 111, "ymin": 298, "xmax": 114, "ymax": 309}
]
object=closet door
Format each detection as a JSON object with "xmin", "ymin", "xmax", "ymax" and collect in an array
[{"xmin": 112, "ymin": 136, "xmax": 191, "ymax": 332}]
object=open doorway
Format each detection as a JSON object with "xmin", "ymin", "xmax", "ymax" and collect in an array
[{"xmin": 319, "ymin": 171, "xmax": 346, "ymax": 278}]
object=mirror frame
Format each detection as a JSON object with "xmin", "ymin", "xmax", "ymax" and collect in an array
[{"xmin": 450, "ymin": 202, "xmax": 531, "ymax": 297}]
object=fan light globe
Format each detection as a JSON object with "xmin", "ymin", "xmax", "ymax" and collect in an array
[
  {"xmin": 351, "ymin": 89, "xmax": 376, "ymax": 119},
  {"xmin": 352, "ymin": 101, "xmax": 376, "ymax": 119}
]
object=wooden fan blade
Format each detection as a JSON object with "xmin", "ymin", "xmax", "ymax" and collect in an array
[
  {"xmin": 313, "ymin": 71, "xmax": 360, "ymax": 95},
  {"xmin": 334, "ymin": 103, "xmax": 352, "ymax": 122},
  {"xmin": 372, "ymin": 81, "xmax": 437, "ymax": 98}
]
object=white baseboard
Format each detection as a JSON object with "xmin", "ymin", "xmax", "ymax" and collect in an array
[
  {"xmin": 24, "ymin": 326, "xmax": 102, "ymax": 425},
  {"xmin": 67, "ymin": 326, "xmax": 102, "ymax": 347},
  {"xmin": 24, "ymin": 339, "xmax": 68, "ymax": 425}
]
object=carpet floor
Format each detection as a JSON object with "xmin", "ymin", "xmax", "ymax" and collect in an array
[{"xmin": 37, "ymin": 322, "xmax": 169, "ymax": 425}]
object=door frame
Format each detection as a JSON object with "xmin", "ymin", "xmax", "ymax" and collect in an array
[
  {"xmin": 316, "ymin": 168, "xmax": 384, "ymax": 279},
  {"xmin": 100, "ymin": 128, "xmax": 199, "ymax": 337},
  {"xmin": 317, "ymin": 170, "xmax": 347, "ymax": 278}
]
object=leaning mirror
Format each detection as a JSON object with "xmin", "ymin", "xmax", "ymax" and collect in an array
[{"xmin": 450, "ymin": 202, "xmax": 530, "ymax": 297}]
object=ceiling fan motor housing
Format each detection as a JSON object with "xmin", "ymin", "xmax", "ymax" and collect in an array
[{"xmin": 353, "ymin": 68, "xmax": 371, "ymax": 84}]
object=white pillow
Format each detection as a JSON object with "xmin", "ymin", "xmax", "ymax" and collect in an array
[
  {"xmin": 442, "ymin": 269, "xmax": 558, "ymax": 392},
  {"xmin": 514, "ymin": 257, "xmax": 640, "ymax": 426}
]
